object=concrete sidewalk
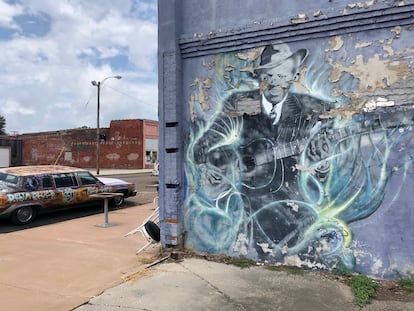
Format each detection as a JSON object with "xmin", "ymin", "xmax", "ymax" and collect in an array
[{"xmin": 74, "ymin": 258, "xmax": 414, "ymax": 311}]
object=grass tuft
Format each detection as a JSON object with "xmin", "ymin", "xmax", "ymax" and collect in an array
[
  {"xmin": 265, "ymin": 265, "xmax": 304, "ymax": 275},
  {"xmin": 396, "ymin": 272, "xmax": 414, "ymax": 292},
  {"xmin": 229, "ymin": 257, "xmax": 256, "ymax": 269}
]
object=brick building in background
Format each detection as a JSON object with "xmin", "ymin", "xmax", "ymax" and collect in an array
[{"xmin": 5, "ymin": 119, "xmax": 158, "ymax": 169}]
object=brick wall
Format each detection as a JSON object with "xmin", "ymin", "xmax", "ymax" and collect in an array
[{"xmin": 17, "ymin": 119, "xmax": 158, "ymax": 169}]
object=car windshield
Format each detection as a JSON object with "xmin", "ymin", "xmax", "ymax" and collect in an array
[{"xmin": 0, "ymin": 172, "xmax": 19, "ymax": 185}]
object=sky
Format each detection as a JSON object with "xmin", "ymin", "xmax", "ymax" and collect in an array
[{"xmin": 0, "ymin": 0, "xmax": 158, "ymax": 134}]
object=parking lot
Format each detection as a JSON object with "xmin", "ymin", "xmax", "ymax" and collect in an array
[{"xmin": 0, "ymin": 172, "xmax": 159, "ymax": 311}]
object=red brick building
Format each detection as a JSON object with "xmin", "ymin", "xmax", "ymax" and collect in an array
[{"xmin": 14, "ymin": 119, "xmax": 158, "ymax": 169}]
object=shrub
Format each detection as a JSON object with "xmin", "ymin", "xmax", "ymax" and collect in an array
[{"xmin": 350, "ymin": 274, "xmax": 378, "ymax": 307}]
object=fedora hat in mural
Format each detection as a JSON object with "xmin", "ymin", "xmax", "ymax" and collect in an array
[{"xmin": 256, "ymin": 43, "xmax": 309, "ymax": 70}]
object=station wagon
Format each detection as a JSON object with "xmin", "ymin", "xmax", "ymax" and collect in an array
[{"xmin": 0, "ymin": 165, "xmax": 137, "ymax": 225}]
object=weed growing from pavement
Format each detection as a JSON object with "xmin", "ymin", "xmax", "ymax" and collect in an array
[
  {"xmin": 229, "ymin": 257, "xmax": 256, "ymax": 269},
  {"xmin": 265, "ymin": 265, "xmax": 304, "ymax": 275},
  {"xmin": 350, "ymin": 274, "xmax": 378, "ymax": 307},
  {"xmin": 396, "ymin": 272, "xmax": 414, "ymax": 292}
]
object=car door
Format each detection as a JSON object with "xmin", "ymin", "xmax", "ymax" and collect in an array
[
  {"xmin": 20, "ymin": 175, "xmax": 60, "ymax": 209},
  {"xmin": 74, "ymin": 171, "xmax": 103, "ymax": 203},
  {"xmin": 38, "ymin": 174, "xmax": 62, "ymax": 208},
  {"xmin": 51, "ymin": 172, "xmax": 79, "ymax": 205}
]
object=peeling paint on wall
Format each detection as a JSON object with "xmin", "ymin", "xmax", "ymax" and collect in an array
[
  {"xmin": 290, "ymin": 13, "xmax": 308, "ymax": 24},
  {"xmin": 334, "ymin": 54, "xmax": 410, "ymax": 91},
  {"xmin": 355, "ymin": 41, "xmax": 372, "ymax": 49},
  {"xmin": 344, "ymin": 0, "xmax": 378, "ymax": 13},
  {"xmin": 391, "ymin": 26, "xmax": 402, "ymax": 38},
  {"xmin": 323, "ymin": 26, "xmax": 414, "ymax": 119},
  {"xmin": 313, "ymin": 10, "xmax": 323, "ymax": 17},
  {"xmin": 326, "ymin": 36, "xmax": 344, "ymax": 52},
  {"xmin": 189, "ymin": 77, "xmax": 213, "ymax": 123}
]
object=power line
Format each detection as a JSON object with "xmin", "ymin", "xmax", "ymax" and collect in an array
[{"xmin": 104, "ymin": 84, "xmax": 146, "ymax": 104}]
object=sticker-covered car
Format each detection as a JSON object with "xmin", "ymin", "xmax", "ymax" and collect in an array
[{"xmin": 0, "ymin": 165, "xmax": 137, "ymax": 225}]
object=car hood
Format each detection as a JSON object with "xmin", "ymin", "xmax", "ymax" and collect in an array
[{"xmin": 97, "ymin": 177, "xmax": 131, "ymax": 186}]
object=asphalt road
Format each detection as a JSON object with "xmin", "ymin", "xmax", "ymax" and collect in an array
[{"xmin": 0, "ymin": 172, "xmax": 159, "ymax": 233}]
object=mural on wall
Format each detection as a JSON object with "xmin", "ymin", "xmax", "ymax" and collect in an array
[{"xmin": 184, "ymin": 30, "xmax": 414, "ymax": 274}]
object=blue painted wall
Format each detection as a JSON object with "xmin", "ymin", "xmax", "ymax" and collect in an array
[{"xmin": 158, "ymin": 0, "xmax": 414, "ymax": 279}]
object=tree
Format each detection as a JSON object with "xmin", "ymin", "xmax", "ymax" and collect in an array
[{"xmin": 0, "ymin": 115, "xmax": 6, "ymax": 135}]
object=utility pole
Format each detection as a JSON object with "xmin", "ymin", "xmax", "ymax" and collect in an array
[{"xmin": 91, "ymin": 75, "xmax": 121, "ymax": 175}]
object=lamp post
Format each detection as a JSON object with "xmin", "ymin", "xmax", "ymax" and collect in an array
[{"xmin": 91, "ymin": 75, "xmax": 122, "ymax": 174}]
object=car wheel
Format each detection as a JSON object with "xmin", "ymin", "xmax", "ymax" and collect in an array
[
  {"xmin": 11, "ymin": 206, "xmax": 37, "ymax": 225},
  {"xmin": 111, "ymin": 194, "xmax": 125, "ymax": 207}
]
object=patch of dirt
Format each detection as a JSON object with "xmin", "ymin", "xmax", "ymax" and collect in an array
[
  {"xmin": 123, "ymin": 249, "xmax": 163, "ymax": 283},
  {"xmin": 123, "ymin": 267, "xmax": 156, "ymax": 283},
  {"xmin": 322, "ymin": 273, "xmax": 414, "ymax": 303},
  {"xmin": 375, "ymin": 279, "xmax": 414, "ymax": 302}
]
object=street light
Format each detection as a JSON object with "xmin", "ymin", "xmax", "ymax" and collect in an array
[{"xmin": 91, "ymin": 75, "xmax": 122, "ymax": 175}]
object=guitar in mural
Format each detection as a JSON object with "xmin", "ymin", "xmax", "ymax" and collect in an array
[{"xmin": 239, "ymin": 103, "xmax": 414, "ymax": 190}]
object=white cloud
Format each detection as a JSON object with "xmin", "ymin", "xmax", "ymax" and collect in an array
[
  {"xmin": 0, "ymin": 0, "xmax": 158, "ymax": 134},
  {"xmin": 0, "ymin": 1, "xmax": 23, "ymax": 28},
  {"xmin": 1, "ymin": 98, "xmax": 35, "ymax": 115}
]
